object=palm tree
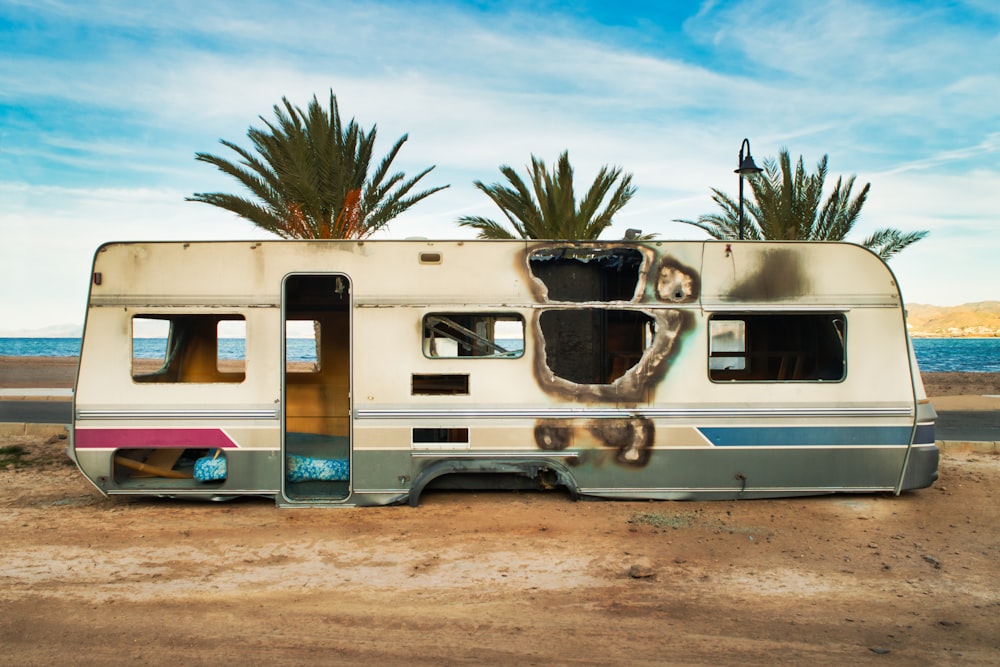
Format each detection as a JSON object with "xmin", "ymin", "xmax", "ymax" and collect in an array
[
  {"xmin": 188, "ymin": 91, "xmax": 447, "ymax": 239},
  {"xmin": 675, "ymin": 149, "xmax": 927, "ymax": 260},
  {"xmin": 457, "ymin": 151, "xmax": 637, "ymax": 240}
]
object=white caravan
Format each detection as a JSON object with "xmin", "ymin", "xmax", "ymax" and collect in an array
[{"xmin": 69, "ymin": 240, "xmax": 938, "ymax": 506}]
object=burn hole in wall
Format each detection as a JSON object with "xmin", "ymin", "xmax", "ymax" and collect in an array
[
  {"xmin": 529, "ymin": 247, "xmax": 643, "ymax": 302},
  {"xmin": 539, "ymin": 309, "xmax": 654, "ymax": 384}
]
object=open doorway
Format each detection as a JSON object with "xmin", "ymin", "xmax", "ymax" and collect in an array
[{"xmin": 281, "ymin": 274, "xmax": 351, "ymax": 502}]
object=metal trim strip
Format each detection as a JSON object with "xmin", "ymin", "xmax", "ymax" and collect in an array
[
  {"xmin": 77, "ymin": 409, "xmax": 279, "ymax": 420},
  {"xmin": 579, "ymin": 485, "xmax": 897, "ymax": 494},
  {"xmin": 356, "ymin": 406, "xmax": 914, "ymax": 420}
]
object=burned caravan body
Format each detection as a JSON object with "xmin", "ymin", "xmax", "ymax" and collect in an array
[{"xmin": 69, "ymin": 240, "xmax": 938, "ymax": 506}]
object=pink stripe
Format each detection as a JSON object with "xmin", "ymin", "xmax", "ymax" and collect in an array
[{"xmin": 74, "ymin": 428, "xmax": 237, "ymax": 449}]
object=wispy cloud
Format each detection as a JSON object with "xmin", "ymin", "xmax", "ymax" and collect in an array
[{"xmin": 1, "ymin": 0, "xmax": 998, "ymax": 328}]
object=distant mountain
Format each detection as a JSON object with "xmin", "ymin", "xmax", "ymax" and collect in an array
[
  {"xmin": 0, "ymin": 323, "xmax": 83, "ymax": 338},
  {"xmin": 907, "ymin": 301, "xmax": 1000, "ymax": 337}
]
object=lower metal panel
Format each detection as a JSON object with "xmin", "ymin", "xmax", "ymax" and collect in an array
[{"xmin": 80, "ymin": 443, "xmax": 940, "ymax": 506}]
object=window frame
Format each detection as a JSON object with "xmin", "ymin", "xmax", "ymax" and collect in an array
[
  {"xmin": 707, "ymin": 312, "xmax": 847, "ymax": 383},
  {"xmin": 422, "ymin": 312, "xmax": 525, "ymax": 359},
  {"xmin": 131, "ymin": 313, "xmax": 247, "ymax": 384}
]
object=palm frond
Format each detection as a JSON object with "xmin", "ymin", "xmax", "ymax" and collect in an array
[
  {"xmin": 461, "ymin": 151, "xmax": 635, "ymax": 240},
  {"xmin": 189, "ymin": 90, "xmax": 448, "ymax": 239},
  {"xmin": 678, "ymin": 148, "xmax": 924, "ymax": 260},
  {"xmin": 859, "ymin": 228, "xmax": 930, "ymax": 260}
]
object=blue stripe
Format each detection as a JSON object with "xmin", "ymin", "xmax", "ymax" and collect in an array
[{"xmin": 698, "ymin": 426, "xmax": 915, "ymax": 447}]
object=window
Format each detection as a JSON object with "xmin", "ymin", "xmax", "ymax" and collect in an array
[
  {"xmin": 286, "ymin": 319, "xmax": 321, "ymax": 373},
  {"xmin": 709, "ymin": 320, "xmax": 746, "ymax": 371},
  {"xmin": 132, "ymin": 314, "xmax": 246, "ymax": 383},
  {"xmin": 709, "ymin": 313, "xmax": 845, "ymax": 382},
  {"xmin": 423, "ymin": 313, "xmax": 524, "ymax": 358}
]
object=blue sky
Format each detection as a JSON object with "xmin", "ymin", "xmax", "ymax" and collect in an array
[{"xmin": 1, "ymin": 0, "xmax": 998, "ymax": 333}]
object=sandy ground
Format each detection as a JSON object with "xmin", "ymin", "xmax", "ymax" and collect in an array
[
  {"xmin": 0, "ymin": 355, "xmax": 79, "ymax": 389},
  {"xmin": 2, "ymin": 357, "xmax": 1000, "ymax": 665}
]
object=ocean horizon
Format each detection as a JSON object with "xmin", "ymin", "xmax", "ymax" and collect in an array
[{"xmin": 1, "ymin": 336, "xmax": 998, "ymax": 373}]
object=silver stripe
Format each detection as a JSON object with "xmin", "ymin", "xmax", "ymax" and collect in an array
[
  {"xmin": 356, "ymin": 406, "xmax": 914, "ymax": 420},
  {"xmin": 580, "ymin": 485, "xmax": 897, "ymax": 494},
  {"xmin": 77, "ymin": 409, "xmax": 279, "ymax": 420},
  {"xmin": 700, "ymin": 303, "xmax": 894, "ymax": 311},
  {"xmin": 89, "ymin": 296, "xmax": 278, "ymax": 307}
]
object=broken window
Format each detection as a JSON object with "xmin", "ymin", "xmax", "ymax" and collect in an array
[
  {"xmin": 539, "ymin": 309, "xmax": 654, "ymax": 384},
  {"xmin": 423, "ymin": 313, "xmax": 524, "ymax": 358},
  {"xmin": 132, "ymin": 314, "xmax": 246, "ymax": 383},
  {"xmin": 708, "ymin": 313, "xmax": 846, "ymax": 382},
  {"xmin": 529, "ymin": 247, "xmax": 643, "ymax": 302}
]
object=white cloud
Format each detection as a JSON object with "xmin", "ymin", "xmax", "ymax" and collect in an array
[{"xmin": 1, "ymin": 0, "xmax": 998, "ymax": 328}]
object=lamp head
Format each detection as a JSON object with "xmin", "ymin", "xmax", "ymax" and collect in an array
[{"xmin": 735, "ymin": 153, "xmax": 763, "ymax": 176}]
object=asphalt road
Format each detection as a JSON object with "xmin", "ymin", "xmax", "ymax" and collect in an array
[
  {"xmin": 2, "ymin": 401, "xmax": 996, "ymax": 442},
  {"xmin": 0, "ymin": 401, "xmax": 71, "ymax": 425},
  {"xmin": 932, "ymin": 410, "xmax": 1000, "ymax": 442}
]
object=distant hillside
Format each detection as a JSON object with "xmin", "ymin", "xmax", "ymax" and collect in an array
[{"xmin": 907, "ymin": 301, "xmax": 1000, "ymax": 337}]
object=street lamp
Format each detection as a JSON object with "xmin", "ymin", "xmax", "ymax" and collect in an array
[{"xmin": 735, "ymin": 138, "xmax": 763, "ymax": 240}]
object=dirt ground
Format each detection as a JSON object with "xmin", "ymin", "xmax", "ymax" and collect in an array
[
  {"xmin": 0, "ymin": 436, "xmax": 997, "ymax": 666},
  {"xmin": 2, "ymin": 358, "xmax": 999, "ymax": 665}
]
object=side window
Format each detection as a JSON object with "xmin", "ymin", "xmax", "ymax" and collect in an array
[
  {"xmin": 132, "ymin": 314, "xmax": 246, "ymax": 383},
  {"xmin": 423, "ymin": 313, "xmax": 524, "ymax": 358},
  {"xmin": 709, "ymin": 313, "xmax": 845, "ymax": 382}
]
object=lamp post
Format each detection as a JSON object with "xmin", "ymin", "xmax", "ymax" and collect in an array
[{"xmin": 735, "ymin": 138, "xmax": 763, "ymax": 240}]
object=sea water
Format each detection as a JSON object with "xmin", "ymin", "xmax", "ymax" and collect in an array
[
  {"xmin": 0, "ymin": 338, "xmax": 311, "ymax": 362},
  {"xmin": 0, "ymin": 337, "xmax": 997, "ymax": 373}
]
